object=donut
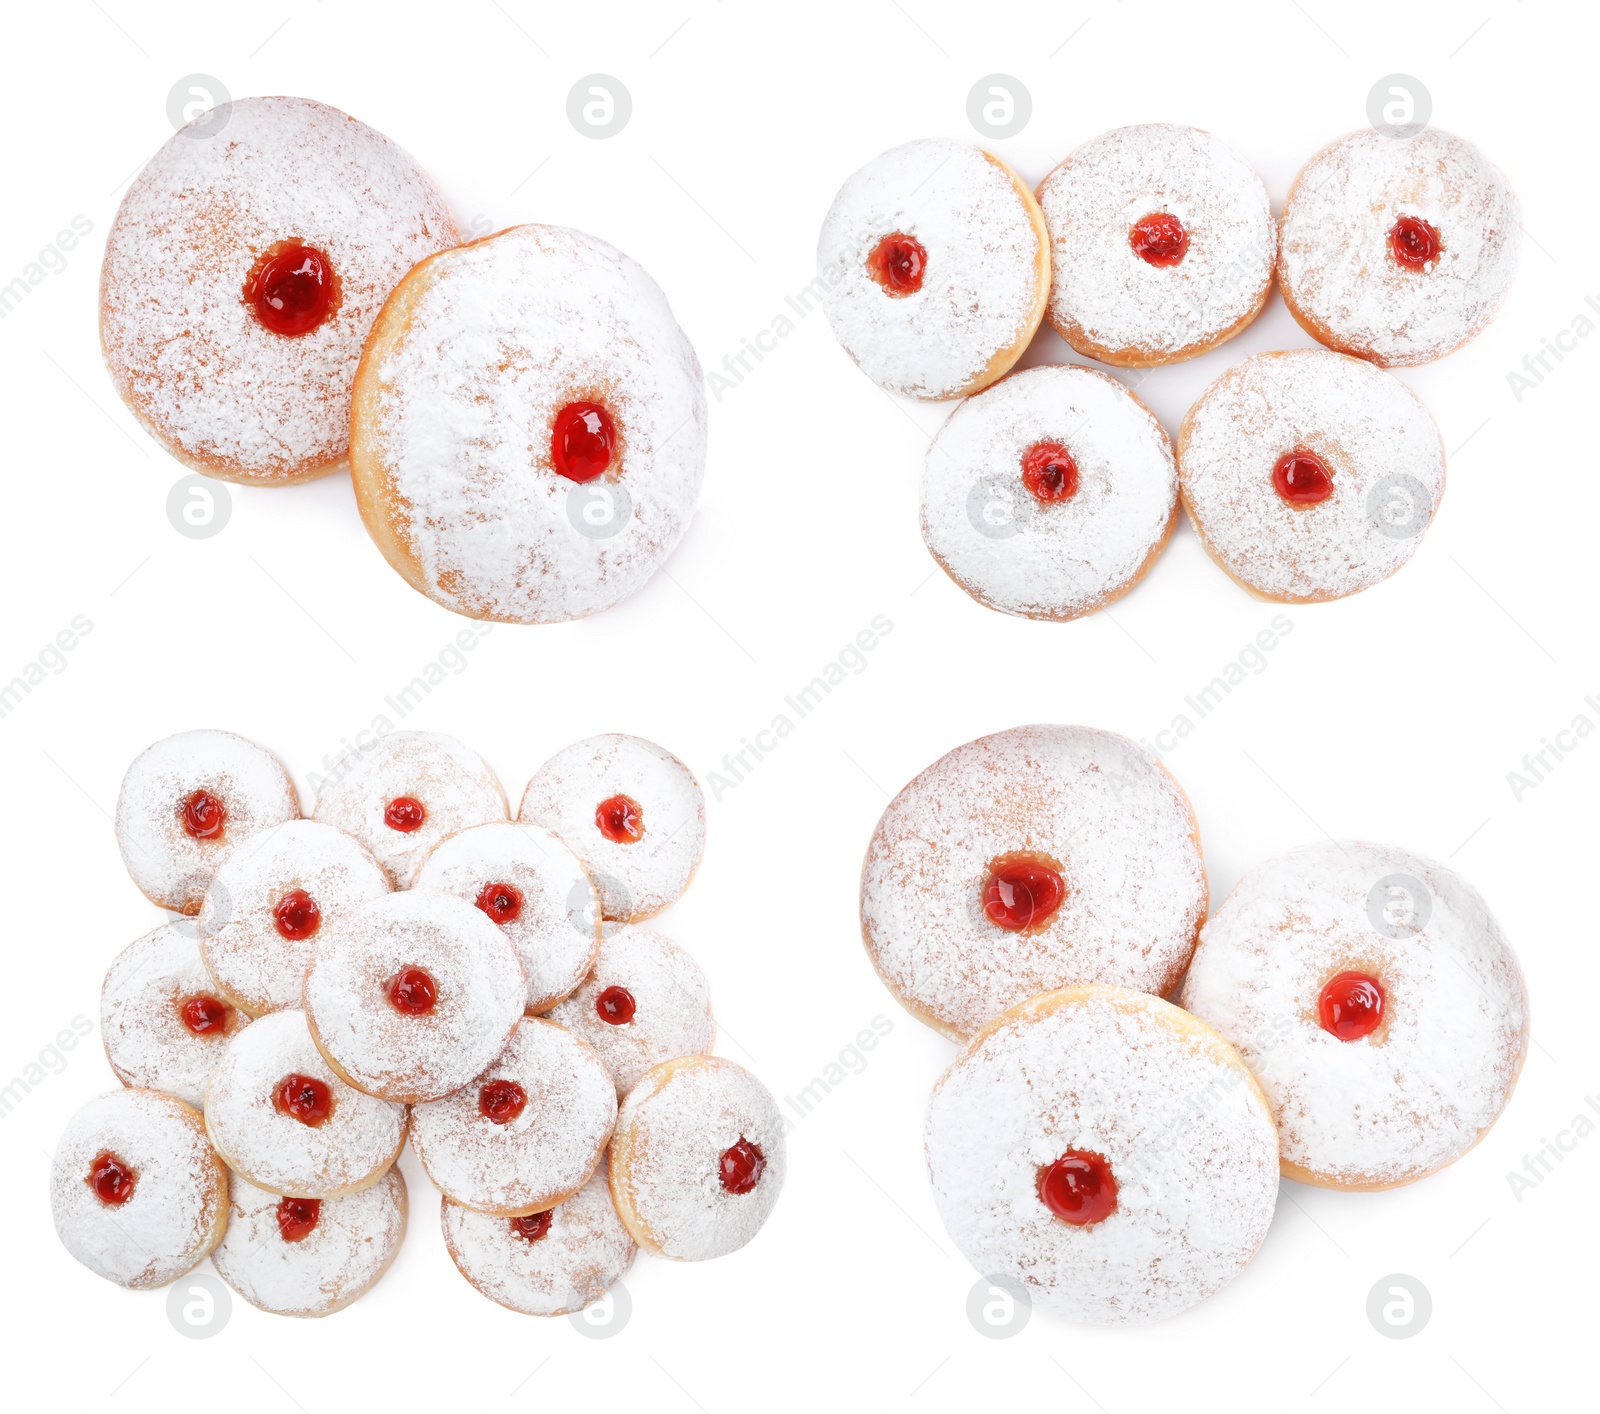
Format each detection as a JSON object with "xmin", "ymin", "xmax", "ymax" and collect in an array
[
  {"xmin": 546, "ymin": 923, "xmax": 716, "ymax": 1097},
  {"xmin": 817, "ymin": 139, "xmax": 1049, "ymax": 400},
  {"xmin": 608, "ymin": 1055, "xmax": 785, "ymax": 1261},
  {"xmin": 518, "ymin": 733, "xmax": 706, "ymax": 922},
  {"xmin": 925, "ymin": 986, "xmax": 1279, "ymax": 1324},
  {"xmin": 204, "ymin": 1009, "xmax": 405, "ymax": 1198},
  {"xmin": 312, "ymin": 732, "xmax": 508, "ymax": 887},
  {"xmin": 860, "ymin": 724, "xmax": 1207, "ymax": 1039},
  {"xmin": 1179, "ymin": 841, "xmax": 1529, "ymax": 1191},
  {"xmin": 100, "ymin": 95, "xmax": 457, "ymax": 484},
  {"xmin": 101, "ymin": 922, "xmax": 250, "ymax": 1108},
  {"xmin": 1277, "ymin": 127, "xmax": 1520, "ymax": 367},
  {"xmin": 198, "ymin": 819, "xmax": 391, "ymax": 1016},
  {"xmin": 116, "ymin": 729, "xmax": 299, "ymax": 914},
  {"xmin": 211, "ymin": 1168, "xmax": 407, "ymax": 1318},
  {"xmin": 302, "ymin": 891, "xmax": 526, "ymax": 1104},
  {"xmin": 919, "ymin": 364, "xmax": 1178, "ymax": 620},
  {"xmin": 51, "ymin": 1088, "xmax": 228, "ymax": 1290},
  {"xmin": 408, "ymin": 1017, "xmax": 616, "ymax": 1215},
  {"xmin": 412, "ymin": 821, "xmax": 600, "ymax": 1014},
  {"xmin": 349, "ymin": 223, "xmax": 708, "ymax": 623},
  {"xmin": 1035, "ymin": 123, "xmax": 1275, "ymax": 367},
  {"xmin": 1176, "ymin": 349, "xmax": 1445, "ymax": 602}
]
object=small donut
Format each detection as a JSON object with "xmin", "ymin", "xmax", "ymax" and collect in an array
[
  {"xmin": 116, "ymin": 729, "xmax": 299, "ymax": 914},
  {"xmin": 919, "ymin": 364, "xmax": 1177, "ymax": 620},
  {"xmin": 519, "ymin": 734, "xmax": 706, "ymax": 922},
  {"xmin": 51, "ymin": 1088, "xmax": 228, "ymax": 1290},
  {"xmin": 312, "ymin": 732, "xmax": 507, "ymax": 887},
  {"xmin": 204, "ymin": 1009, "xmax": 405, "ymax": 1198},
  {"xmin": 1177, "ymin": 349, "xmax": 1445, "ymax": 602},
  {"xmin": 100, "ymin": 95, "xmax": 457, "ymax": 483},
  {"xmin": 413, "ymin": 821, "xmax": 600, "ymax": 1013},
  {"xmin": 925, "ymin": 987, "xmax": 1279, "ymax": 1325},
  {"xmin": 1179, "ymin": 841, "xmax": 1529, "ymax": 1191},
  {"xmin": 350, "ymin": 224, "xmax": 708, "ymax": 623},
  {"xmin": 408, "ymin": 1017, "xmax": 616, "ymax": 1215},
  {"xmin": 609, "ymin": 1055, "xmax": 785, "ymax": 1261},
  {"xmin": 1035, "ymin": 123, "xmax": 1275, "ymax": 367},
  {"xmin": 861, "ymin": 724, "xmax": 1207, "ymax": 1039},
  {"xmin": 546, "ymin": 924, "xmax": 715, "ymax": 1096},
  {"xmin": 211, "ymin": 1168, "xmax": 407, "ymax": 1318},
  {"xmin": 442, "ymin": 1169, "xmax": 636, "ymax": 1316},
  {"xmin": 303, "ymin": 891, "xmax": 526, "ymax": 1104},
  {"xmin": 101, "ymin": 922, "xmax": 250, "ymax": 1108},
  {"xmin": 1277, "ymin": 127, "xmax": 1520, "ymax": 367},
  {"xmin": 817, "ymin": 138, "xmax": 1049, "ymax": 400},
  {"xmin": 198, "ymin": 819, "xmax": 391, "ymax": 1016}
]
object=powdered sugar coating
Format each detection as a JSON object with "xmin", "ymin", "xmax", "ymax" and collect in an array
[
  {"xmin": 1177, "ymin": 349, "xmax": 1445, "ymax": 602},
  {"xmin": 920, "ymin": 365, "xmax": 1177, "ymax": 620},
  {"xmin": 1179, "ymin": 841, "xmax": 1529, "ymax": 1189},
  {"xmin": 861, "ymin": 725, "xmax": 1207, "ymax": 1038}
]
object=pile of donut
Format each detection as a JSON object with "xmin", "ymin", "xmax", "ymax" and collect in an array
[
  {"xmin": 100, "ymin": 95, "xmax": 707, "ymax": 625},
  {"xmin": 818, "ymin": 122, "xmax": 1519, "ymax": 614},
  {"xmin": 52, "ymin": 728, "xmax": 784, "ymax": 1318},
  {"xmin": 859, "ymin": 724, "xmax": 1528, "ymax": 1324}
]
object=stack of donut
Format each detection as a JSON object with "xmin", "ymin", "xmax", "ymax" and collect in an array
[{"xmin": 55, "ymin": 727, "xmax": 785, "ymax": 1318}]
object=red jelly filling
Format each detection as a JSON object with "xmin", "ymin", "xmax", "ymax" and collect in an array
[
  {"xmin": 1020, "ymin": 442, "xmax": 1079, "ymax": 504},
  {"xmin": 181, "ymin": 789, "xmax": 226, "ymax": 840},
  {"xmin": 719, "ymin": 1136, "xmax": 766, "ymax": 1195},
  {"xmin": 511, "ymin": 1211, "xmax": 552, "ymax": 1242},
  {"xmin": 551, "ymin": 401, "xmax": 617, "ymax": 483},
  {"xmin": 1272, "ymin": 449, "xmax": 1334, "ymax": 505},
  {"xmin": 983, "ymin": 858, "xmax": 1065, "ymax": 931},
  {"xmin": 1129, "ymin": 213, "xmax": 1188, "ymax": 267},
  {"xmin": 479, "ymin": 1079, "xmax": 527, "ymax": 1125},
  {"xmin": 1038, "ymin": 1150, "xmax": 1118, "ymax": 1225},
  {"xmin": 275, "ymin": 1196, "xmax": 321, "ymax": 1243},
  {"xmin": 867, "ymin": 233, "xmax": 927, "ymax": 296},
  {"xmin": 87, "ymin": 1150, "xmax": 137, "ymax": 1206},
  {"xmin": 384, "ymin": 796, "xmax": 426, "ymax": 833},
  {"xmin": 244, "ymin": 241, "xmax": 339, "ymax": 337},
  {"xmin": 595, "ymin": 794, "xmax": 644, "ymax": 844},
  {"xmin": 274, "ymin": 1074, "xmax": 333, "ymax": 1128},
  {"xmin": 389, "ymin": 966, "xmax": 437, "ymax": 1015},
  {"xmin": 595, "ymin": 985, "xmax": 637, "ymax": 1025},
  {"xmin": 274, "ymin": 888, "xmax": 321, "ymax": 941},
  {"xmin": 179, "ymin": 995, "xmax": 230, "ymax": 1035},
  {"xmin": 1318, "ymin": 972, "xmax": 1385, "ymax": 1041},
  {"xmin": 475, "ymin": 881, "xmax": 524, "ymax": 925},
  {"xmin": 1390, "ymin": 215, "xmax": 1441, "ymax": 270}
]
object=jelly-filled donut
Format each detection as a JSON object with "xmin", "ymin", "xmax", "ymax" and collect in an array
[
  {"xmin": 920, "ymin": 365, "xmax": 1178, "ymax": 620},
  {"xmin": 1180, "ymin": 841, "xmax": 1529, "ymax": 1190},
  {"xmin": 51, "ymin": 1088, "xmax": 228, "ymax": 1290},
  {"xmin": 303, "ymin": 891, "xmax": 526, "ymax": 1104},
  {"xmin": 861, "ymin": 725, "xmax": 1207, "ymax": 1039},
  {"xmin": 350, "ymin": 224, "xmax": 708, "ymax": 623},
  {"xmin": 313, "ymin": 732, "xmax": 508, "ymax": 887},
  {"xmin": 817, "ymin": 138, "xmax": 1050, "ymax": 400},
  {"xmin": 609, "ymin": 1055, "xmax": 785, "ymax": 1261},
  {"xmin": 204, "ymin": 1009, "xmax": 405, "ymax": 1198},
  {"xmin": 211, "ymin": 1168, "xmax": 407, "ymax": 1318},
  {"xmin": 198, "ymin": 819, "xmax": 391, "ymax": 1016},
  {"xmin": 1278, "ymin": 128, "xmax": 1520, "ymax": 367},
  {"xmin": 100, "ymin": 96, "xmax": 456, "ymax": 484},
  {"xmin": 409, "ymin": 1017, "xmax": 616, "ymax": 1215},
  {"xmin": 116, "ymin": 729, "xmax": 299, "ymax": 914},
  {"xmin": 102, "ymin": 922, "xmax": 249, "ymax": 1108},
  {"xmin": 519, "ymin": 734, "xmax": 706, "ymax": 922},
  {"xmin": 1035, "ymin": 123, "xmax": 1275, "ymax": 367},
  {"xmin": 413, "ymin": 822, "xmax": 600, "ymax": 1014},
  {"xmin": 926, "ymin": 987, "xmax": 1278, "ymax": 1324},
  {"xmin": 1177, "ymin": 349, "xmax": 1445, "ymax": 602}
]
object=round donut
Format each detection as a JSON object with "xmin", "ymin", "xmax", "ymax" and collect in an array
[
  {"xmin": 303, "ymin": 891, "xmax": 526, "ymax": 1104},
  {"xmin": 101, "ymin": 922, "xmax": 250, "ymax": 1108},
  {"xmin": 412, "ymin": 821, "xmax": 600, "ymax": 1013},
  {"xmin": 546, "ymin": 923, "xmax": 716, "ymax": 1097},
  {"xmin": 204, "ymin": 1009, "xmax": 405, "ymax": 1198},
  {"xmin": 608, "ymin": 1055, "xmax": 786, "ymax": 1262},
  {"xmin": 100, "ymin": 95, "xmax": 457, "ymax": 484},
  {"xmin": 1277, "ymin": 127, "xmax": 1520, "ymax": 367},
  {"xmin": 349, "ymin": 223, "xmax": 708, "ymax": 623},
  {"xmin": 1179, "ymin": 840, "xmax": 1529, "ymax": 1191},
  {"xmin": 408, "ymin": 1017, "xmax": 616, "ymax": 1215},
  {"xmin": 198, "ymin": 819, "xmax": 391, "ymax": 1016},
  {"xmin": 925, "ymin": 986, "xmax": 1279, "ymax": 1325},
  {"xmin": 1035, "ymin": 123, "xmax": 1275, "ymax": 366},
  {"xmin": 1177, "ymin": 349, "xmax": 1445, "ymax": 602},
  {"xmin": 919, "ymin": 364, "xmax": 1177, "ymax": 620},
  {"xmin": 51, "ymin": 1088, "xmax": 228, "ymax": 1290},
  {"xmin": 312, "ymin": 732, "xmax": 508, "ymax": 887},
  {"xmin": 817, "ymin": 138, "xmax": 1049, "ymax": 400},
  {"xmin": 116, "ymin": 729, "xmax": 299, "ymax": 914},
  {"xmin": 860, "ymin": 724, "xmax": 1207, "ymax": 1039}
]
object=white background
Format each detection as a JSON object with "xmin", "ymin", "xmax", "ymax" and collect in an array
[{"xmin": 2, "ymin": 1, "xmax": 1593, "ymax": 1408}]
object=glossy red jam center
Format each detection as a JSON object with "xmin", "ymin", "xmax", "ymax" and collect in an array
[
  {"xmin": 1020, "ymin": 442, "xmax": 1079, "ymax": 504},
  {"xmin": 389, "ymin": 966, "xmax": 437, "ymax": 1015},
  {"xmin": 384, "ymin": 796, "xmax": 426, "ymax": 833},
  {"xmin": 1129, "ymin": 212, "xmax": 1188, "ymax": 267},
  {"xmin": 551, "ymin": 401, "xmax": 617, "ymax": 483},
  {"xmin": 1273, "ymin": 449, "xmax": 1334, "ymax": 505},
  {"xmin": 719, "ymin": 1136, "xmax": 766, "ymax": 1195},
  {"xmin": 1318, "ymin": 972, "xmax": 1385, "ymax": 1041},
  {"xmin": 511, "ymin": 1211, "xmax": 553, "ymax": 1242},
  {"xmin": 179, "ymin": 995, "xmax": 230, "ymax": 1035},
  {"xmin": 474, "ymin": 881, "xmax": 524, "ymax": 925},
  {"xmin": 479, "ymin": 1079, "xmax": 527, "ymax": 1125},
  {"xmin": 595, "ymin": 794, "xmax": 644, "ymax": 844},
  {"xmin": 274, "ymin": 888, "xmax": 321, "ymax": 941},
  {"xmin": 1038, "ymin": 1149, "xmax": 1118, "ymax": 1225},
  {"xmin": 595, "ymin": 985, "xmax": 637, "ymax": 1025},
  {"xmin": 867, "ymin": 233, "xmax": 928, "ymax": 296},
  {"xmin": 1390, "ymin": 216, "xmax": 1441, "ymax": 270},
  {"xmin": 245, "ymin": 241, "xmax": 339, "ymax": 337},
  {"xmin": 983, "ymin": 859, "xmax": 1065, "ymax": 931},
  {"xmin": 274, "ymin": 1073, "xmax": 333, "ymax": 1128},
  {"xmin": 275, "ymin": 1196, "xmax": 321, "ymax": 1243},
  {"xmin": 181, "ymin": 789, "xmax": 226, "ymax": 840},
  {"xmin": 88, "ymin": 1150, "xmax": 137, "ymax": 1206}
]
